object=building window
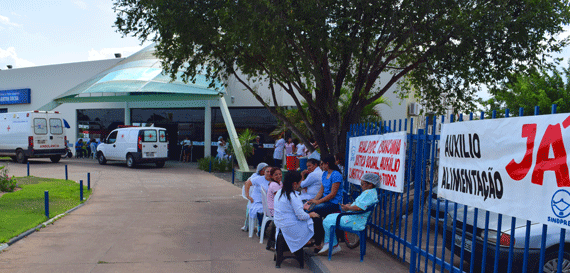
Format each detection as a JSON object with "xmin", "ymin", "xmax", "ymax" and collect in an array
[{"xmin": 77, "ymin": 109, "xmax": 124, "ymax": 140}]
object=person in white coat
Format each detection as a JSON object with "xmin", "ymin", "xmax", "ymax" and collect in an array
[
  {"xmin": 298, "ymin": 158, "xmax": 323, "ymax": 201},
  {"xmin": 242, "ymin": 162, "xmax": 268, "ymax": 231},
  {"xmin": 248, "ymin": 165, "xmax": 272, "ymax": 235},
  {"xmin": 273, "ymin": 170, "xmax": 318, "ymax": 254}
]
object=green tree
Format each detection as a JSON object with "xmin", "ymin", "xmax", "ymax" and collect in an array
[
  {"xmin": 114, "ymin": 0, "xmax": 570, "ymax": 156},
  {"xmin": 480, "ymin": 66, "xmax": 570, "ymax": 117}
]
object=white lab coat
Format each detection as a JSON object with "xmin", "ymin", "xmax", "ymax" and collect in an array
[
  {"xmin": 299, "ymin": 167, "xmax": 323, "ymax": 201},
  {"xmin": 249, "ymin": 175, "xmax": 270, "ymax": 218},
  {"xmin": 274, "ymin": 189, "xmax": 314, "ymax": 253}
]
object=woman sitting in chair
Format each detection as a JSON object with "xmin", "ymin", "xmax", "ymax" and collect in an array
[
  {"xmin": 265, "ymin": 167, "xmax": 283, "ymax": 250},
  {"xmin": 305, "ymin": 155, "xmax": 343, "ymax": 252},
  {"xmin": 245, "ymin": 163, "xmax": 272, "ymax": 235},
  {"xmin": 274, "ymin": 171, "xmax": 318, "ymax": 256},
  {"xmin": 317, "ymin": 173, "xmax": 380, "ymax": 256}
]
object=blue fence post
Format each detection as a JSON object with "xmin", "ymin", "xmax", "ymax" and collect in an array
[
  {"xmin": 44, "ymin": 191, "xmax": 49, "ymax": 219},
  {"xmin": 231, "ymin": 167, "xmax": 235, "ymax": 184},
  {"xmin": 409, "ymin": 128, "xmax": 425, "ymax": 273},
  {"xmin": 552, "ymin": 104, "xmax": 557, "ymax": 114},
  {"xmin": 87, "ymin": 173, "xmax": 91, "ymax": 190},
  {"xmin": 209, "ymin": 160, "xmax": 212, "ymax": 173},
  {"xmin": 27, "ymin": 162, "xmax": 29, "ymax": 176},
  {"xmin": 534, "ymin": 106, "xmax": 539, "ymax": 115},
  {"xmin": 80, "ymin": 180, "xmax": 83, "ymax": 201},
  {"xmin": 65, "ymin": 165, "xmax": 68, "ymax": 180}
]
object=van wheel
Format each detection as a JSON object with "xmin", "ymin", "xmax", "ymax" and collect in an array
[
  {"xmin": 126, "ymin": 154, "xmax": 136, "ymax": 168},
  {"xmin": 50, "ymin": 155, "xmax": 61, "ymax": 163},
  {"xmin": 155, "ymin": 161, "xmax": 165, "ymax": 168},
  {"xmin": 16, "ymin": 150, "xmax": 28, "ymax": 164},
  {"xmin": 97, "ymin": 152, "xmax": 107, "ymax": 165}
]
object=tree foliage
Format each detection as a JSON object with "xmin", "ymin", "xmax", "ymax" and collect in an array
[
  {"xmin": 480, "ymin": 65, "xmax": 570, "ymax": 117},
  {"xmin": 114, "ymin": 0, "xmax": 570, "ymax": 156}
]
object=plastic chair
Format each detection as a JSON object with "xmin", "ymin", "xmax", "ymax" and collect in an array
[
  {"xmin": 259, "ymin": 187, "xmax": 274, "ymax": 244},
  {"xmin": 241, "ymin": 185, "xmax": 258, "ymax": 238},
  {"xmin": 328, "ymin": 202, "xmax": 378, "ymax": 262},
  {"xmin": 241, "ymin": 185, "xmax": 252, "ymax": 231}
]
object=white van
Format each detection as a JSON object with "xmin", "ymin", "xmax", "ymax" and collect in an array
[
  {"xmin": 96, "ymin": 127, "xmax": 168, "ymax": 168},
  {"xmin": 0, "ymin": 111, "xmax": 67, "ymax": 163}
]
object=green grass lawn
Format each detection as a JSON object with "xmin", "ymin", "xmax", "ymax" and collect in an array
[{"xmin": 0, "ymin": 176, "xmax": 91, "ymax": 243}]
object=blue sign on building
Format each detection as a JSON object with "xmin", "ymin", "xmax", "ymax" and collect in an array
[{"xmin": 0, "ymin": 89, "xmax": 31, "ymax": 105}]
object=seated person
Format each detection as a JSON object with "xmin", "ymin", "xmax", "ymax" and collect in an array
[
  {"xmin": 304, "ymin": 155, "xmax": 343, "ymax": 252},
  {"xmin": 298, "ymin": 158, "xmax": 323, "ymax": 201},
  {"xmin": 75, "ymin": 139, "xmax": 84, "ymax": 158},
  {"xmin": 318, "ymin": 173, "xmax": 380, "ymax": 255},
  {"xmin": 245, "ymin": 164, "xmax": 272, "ymax": 235},
  {"xmin": 273, "ymin": 171, "xmax": 318, "ymax": 255},
  {"xmin": 242, "ymin": 162, "xmax": 268, "ymax": 231},
  {"xmin": 266, "ymin": 167, "xmax": 283, "ymax": 250}
]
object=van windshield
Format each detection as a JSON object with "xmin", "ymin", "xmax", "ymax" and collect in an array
[
  {"xmin": 49, "ymin": 118, "xmax": 63, "ymax": 135},
  {"xmin": 34, "ymin": 118, "xmax": 48, "ymax": 135}
]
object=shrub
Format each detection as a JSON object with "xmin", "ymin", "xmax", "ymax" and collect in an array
[
  {"xmin": 198, "ymin": 156, "xmax": 232, "ymax": 172},
  {"xmin": 0, "ymin": 166, "xmax": 17, "ymax": 192}
]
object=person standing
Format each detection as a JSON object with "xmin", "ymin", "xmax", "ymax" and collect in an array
[
  {"xmin": 216, "ymin": 136, "xmax": 226, "ymax": 159},
  {"xmin": 252, "ymin": 136, "xmax": 264, "ymax": 167},
  {"xmin": 285, "ymin": 137, "xmax": 295, "ymax": 155},
  {"xmin": 273, "ymin": 133, "xmax": 285, "ymax": 168},
  {"xmin": 296, "ymin": 140, "xmax": 306, "ymax": 156},
  {"xmin": 89, "ymin": 139, "xmax": 97, "ymax": 159},
  {"xmin": 182, "ymin": 136, "xmax": 193, "ymax": 162}
]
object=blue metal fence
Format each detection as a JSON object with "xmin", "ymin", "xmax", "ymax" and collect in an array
[{"xmin": 345, "ymin": 105, "xmax": 569, "ymax": 273}]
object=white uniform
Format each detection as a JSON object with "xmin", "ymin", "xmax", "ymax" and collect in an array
[
  {"xmin": 296, "ymin": 143, "xmax": 306, "ymax": 156},
  {"xmin": 273, "ymin": 138, "xmax": 285, "ymax": 160},
  {"xmin": 249, "ymin": 175, "xmax": 270, "ymax": 218},
  {"xmin": 217, "ymin": 141, "xmax": 226, "ymax": 158},
  {"xmin": 299, "ymin": 166, "xmax": 323, "ymax": 201},
  {"xmin": 273, "ymin": 189, "xmax": 314, "ymax": 253}
]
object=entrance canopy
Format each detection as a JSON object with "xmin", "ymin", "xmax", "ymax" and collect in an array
[
  {"xmin": 52, "ymin": 44, "xmax": 224, "ymax": 104},
  {"xmin": 38, "ymin": 44, "xmax": 249, "ymax": 171}
]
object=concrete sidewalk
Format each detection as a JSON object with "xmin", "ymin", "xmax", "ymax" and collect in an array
[{"xmin": 0, "ymin": 159, "xmax": 409, "ymax": 272}]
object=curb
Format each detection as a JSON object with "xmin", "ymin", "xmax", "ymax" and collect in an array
[
  {"xmin": 305, "ymin": 250, "xmax": 330, "ymax": 273},
  {"xmin": 3, "ymin": 192, "xmax": 91, "ymax": 249}
]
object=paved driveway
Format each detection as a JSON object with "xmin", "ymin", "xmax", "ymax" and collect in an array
[{"xmin": 0, "ymin": 159, "xmax": 307, "ymax": 272}]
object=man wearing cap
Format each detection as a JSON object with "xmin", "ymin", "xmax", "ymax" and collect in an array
[{"xmin": 317, "ymin": 173, "xmax": 380, "ymax": 256}]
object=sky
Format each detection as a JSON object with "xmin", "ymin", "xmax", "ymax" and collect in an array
[
  {"xmin": 0, "ymin": 1, "xmax": 569, "ymax": 101},
  {"xmin": 0, "ymin": 0, "xmax": 149, "ymax": 69}
]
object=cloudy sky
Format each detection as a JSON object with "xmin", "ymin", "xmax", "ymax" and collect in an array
[
  {"xmin": 0, "ymin": 1, "xmax": 568, "ymax": 79},
  {"xmin": 0, "ymin": 0, "xmax": 149, "ymax": 69}
]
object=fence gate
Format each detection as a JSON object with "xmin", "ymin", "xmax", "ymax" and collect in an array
[{"xmin": 346, "ymin": 105, "xmax": 570, "ymax": 273}]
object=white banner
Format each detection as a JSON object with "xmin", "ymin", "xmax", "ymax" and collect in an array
[
  {"xmin": 438, "ymin": 113, "xmax": 570, "ymax": 229},
  {"xmin": 347, "ymin": 131, "xmax": 407, "ymax": 193}
]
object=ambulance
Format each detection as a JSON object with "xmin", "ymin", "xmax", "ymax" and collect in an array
[
  {"xmin": 0, "ymin": 111, "xmax": 67, "ymax": 163},
  {"xmin": 96, "ymin": 126, "xmax": 169, "ymax": 168}
]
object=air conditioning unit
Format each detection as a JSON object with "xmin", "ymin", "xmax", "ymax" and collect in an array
[{"xmin": 408, "ymin": 102, "xmax": 421, "ymax": 116}]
